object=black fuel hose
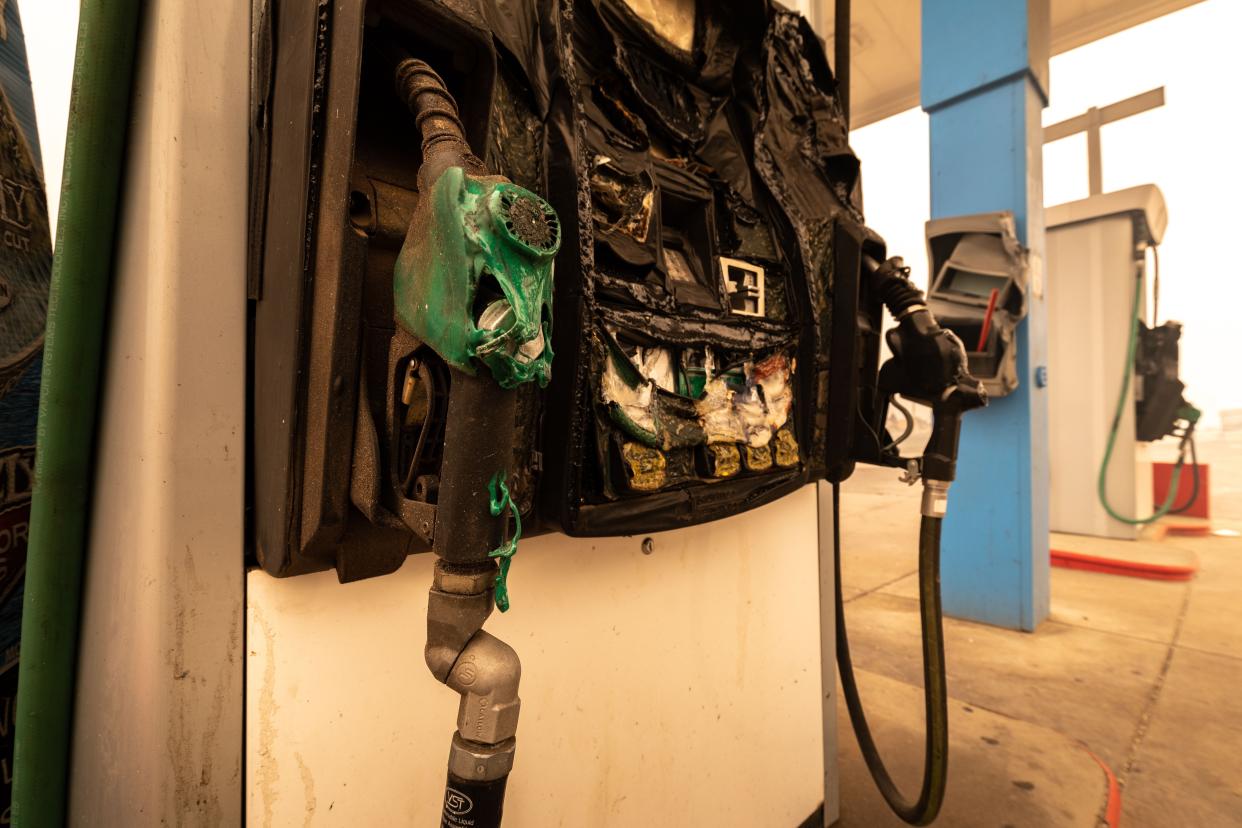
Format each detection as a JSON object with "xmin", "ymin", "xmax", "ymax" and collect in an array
[{"xmin": 834, "ymin": 482, "xmax": 949, "ymax": 825}]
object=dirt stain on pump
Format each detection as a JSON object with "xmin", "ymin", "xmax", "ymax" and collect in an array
[
  {"xmin": 296, "ymin": 752, "xmax": 317, "ymax": 825},
  {"xmin": 166, "ymin": 540, "xmax": 233, "ymax": 825},
  {"xmin": 735, "ymin": 525, "xmax": 752, "ymax": 688},
  {"xmin": 252, "ymin": 604, "xmax": 281, "ymax": 826}
]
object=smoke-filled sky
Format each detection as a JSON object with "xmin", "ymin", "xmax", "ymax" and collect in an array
[{"xmin": 852, "ymin": 0, "xmax": 1242, "ymax": 428}]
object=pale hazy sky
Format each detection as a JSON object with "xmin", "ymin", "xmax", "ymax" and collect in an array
[
  {"xmin": 22, "ymin": 0, "xmax": 76, "ymax": 238},
  {"xmin": 852, "ymin": 0, "xmax": 1242, "ymax": 427},
  {"xmin": 18, "ymin": 0, "xmax": 1242, "ymax": 424}
]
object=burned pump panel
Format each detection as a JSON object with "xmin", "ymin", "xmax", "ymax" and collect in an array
[
  {"xmin": 925, "ymin": 212, "xmax": 1029, "ymax": 398},
  {"xmin": 248, "ymin": 0, "xmax": 889, "ymax": 580},
  {"xmin": 1135, "ymin": 320, "xmax": 1191, "ymax": 443},
  {"xmin": 249, "ymin": 0, "xmax": 508, "ymax": 580},
  {"xmin": 541, "ymin": 0, "xmax": 876, "ymax": 535}
]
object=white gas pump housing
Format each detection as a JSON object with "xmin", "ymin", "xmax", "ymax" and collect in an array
[{"xmin": 1046, "ymin": 184, "xmax": 1167, "ymax": 540}]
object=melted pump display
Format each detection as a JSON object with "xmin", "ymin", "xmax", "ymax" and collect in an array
[{"xmin": 540, "ymin": 0, "xmax": 876, "ymax": 534}]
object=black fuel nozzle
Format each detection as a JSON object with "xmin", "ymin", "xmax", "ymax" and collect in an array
[{"xmin": 865, "ymin": 255, "xmax": 987, "ymax": 485}]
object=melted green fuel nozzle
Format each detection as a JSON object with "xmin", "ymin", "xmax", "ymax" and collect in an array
[
  {"xmin": 394, "ymin": 167, "xmax": 560, "ymax": 388},
  {"xmin": 381, "ymin": 40, "xmax": 561, "ymax": 390}
]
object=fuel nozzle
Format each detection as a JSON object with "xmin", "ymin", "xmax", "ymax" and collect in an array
[
  {"xmin": 383, "ymin": 41, "xmax": 561, "ymax": 390},
  {"xmin": 864, "ymin": 255, "xmax": 987, "ymax": 513}
]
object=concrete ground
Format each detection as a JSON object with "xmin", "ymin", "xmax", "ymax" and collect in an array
[{"xmin": 832, "ymin": 429, "xmax": 1242, "ymax": 827}]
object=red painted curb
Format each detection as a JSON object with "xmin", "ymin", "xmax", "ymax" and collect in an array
[
  {"xmin": 1084, "ymin": 748, "xmax": 1122, "ymax": 828},
  {"xmin": 1050, "ymin": 549, "xmax": 1197, "ymax": 581}
]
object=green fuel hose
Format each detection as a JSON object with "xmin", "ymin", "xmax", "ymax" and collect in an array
[
  {"xmin": 834, "ymin": 482, "xmax": 949, "ymax": 826},
  {"xmin": 13, "ymin": 2, "xmax": 142, "ymax": 825},
  {"xmin": 1097, "ymin": 272, "xmax": 1188, "ymax": 525}
]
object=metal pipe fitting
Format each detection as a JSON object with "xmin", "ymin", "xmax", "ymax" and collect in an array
[
  {"xmin": 446, "ymin": 631, "xmax": 522, "ymax": 747},
  {"xmin": 448, "ymin": 734, "xmax": 516, "ymax": 782},
  {"xmin": 425, "ymin": 560, "xmax": 496, "ymax": 682},
  {"xmin": 424, "ymin": 564, "xmax": 523, "ymax": 784},
  {"xmin": 921, "ymin": 480, "xmax": 951, "ymax": 519},
  {"xmin": 420, "ymin": 368, "xmax": 524, "ymax": 822}
]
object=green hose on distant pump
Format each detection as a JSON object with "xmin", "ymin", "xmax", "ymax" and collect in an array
[{"xmin": 1097, "ymin": 270, "xmax": 1195, "ymax": 525}]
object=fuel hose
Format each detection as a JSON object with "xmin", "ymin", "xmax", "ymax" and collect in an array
[
  {"xmin": 834, "ymin": 481, "xmax": 949, "ymax": 826},
  {"xmin": 1097, "ymin": 271, "xmax": 1192, "ymax": 525}
]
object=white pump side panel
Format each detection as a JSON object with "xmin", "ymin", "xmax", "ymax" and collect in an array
[
  {"xmin": 1046, "ymin": 214, "xmax": 1151, "ymax": 539},
  {"xmin": 68, "ymin": 0, "xmax": 248, "ymax": 822},
  {"xmin": 246, "ymin": 485, "xmax": 824, "ymax": 827}
]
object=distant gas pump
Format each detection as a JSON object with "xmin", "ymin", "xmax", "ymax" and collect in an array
[{"xmin": 1046, "ymin": 185, "xmax": 1200, "ymax": 538}]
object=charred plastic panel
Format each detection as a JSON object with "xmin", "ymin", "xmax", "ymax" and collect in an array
[
  {"xmin": 925, "ymin": 212, "xmax": 1028, "ymax": 398},
  {"xmin": 250, "ymin": 0, "xmax": 505, "ymax": 579},
  {"xmin": 249, "ymin": 0, "xmax": 884, "ymax": 579},
  {"xmin": 1135, "ymin": 321, "xmax": 1188, "ymax": 443},
  {"xmin": 539, "ymin": 0, "xmax": 874, "ymax": 535}
]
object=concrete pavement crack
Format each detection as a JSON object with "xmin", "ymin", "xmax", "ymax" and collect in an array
[
  {"xmin": 842, "ymin": 569, "xmax": 918, "ymax": 605},
  {"xmin": 1112, "ymin": 578, "xmax": 1194, "ymax": 807}
]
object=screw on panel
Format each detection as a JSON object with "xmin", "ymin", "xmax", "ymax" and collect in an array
[{"xmin": 641, "ymin": 537, "xmax": 654, "ymax": 555}]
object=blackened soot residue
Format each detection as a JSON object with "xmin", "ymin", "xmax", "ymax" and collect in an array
[
  {"xmin": 508, "ymin": 195, "xmax": 555, "ymax": 249},
  {"xmin": 405, "ymin": 0, "xmax": 873, "ymax": 538},
  {"xmin": 590, "ymin": 159, "xmax": 654, "ymax": 242}
]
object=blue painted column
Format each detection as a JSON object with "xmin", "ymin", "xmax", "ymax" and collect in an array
[{"xmin": 922, "ymin": 0, "xmax": 1051, "ymax": 631}]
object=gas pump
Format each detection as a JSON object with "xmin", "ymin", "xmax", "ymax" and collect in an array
[
  {"xmin": 1045, "ymin": 185, "xmax": 1200, "ymax": 536},
  {"xmin": 247, "ymin": 1, "xmax": 986, "ymax": 825}
]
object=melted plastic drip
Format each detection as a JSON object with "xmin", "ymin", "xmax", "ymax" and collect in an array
[{"xmin": 589, "ymin": 156, "xmax": 655, "ymax": 242}]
